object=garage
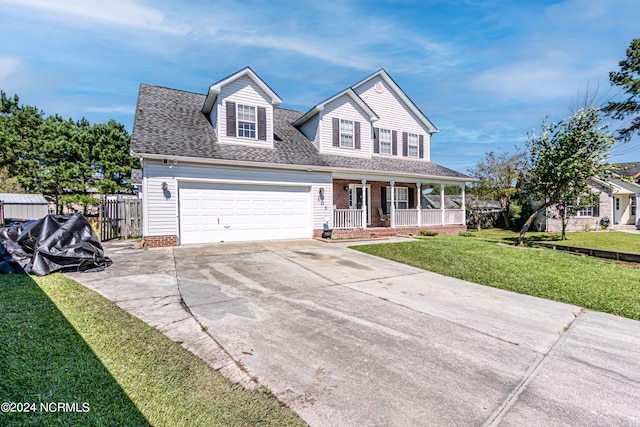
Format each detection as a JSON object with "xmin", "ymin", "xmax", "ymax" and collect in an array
[{"xmin": 179, "ymin": 182, "xmax": 311, "ymax": 244}]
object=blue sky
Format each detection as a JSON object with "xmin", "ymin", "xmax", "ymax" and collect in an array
[{"xmin": 1, "ymin": 0, "xmax": 639, "ymax": 172}]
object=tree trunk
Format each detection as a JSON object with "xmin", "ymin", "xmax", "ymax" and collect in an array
[
  {"xmin": 561, "ymin": 210, "xmax": 567, "ymax": 241},
  {"xmin": 503, "ymin": 208, "xmax": 511, "ymax": 229},
  {"xmin": 516, "ymin": 201, "xmax": 553, "ymax": 246}
]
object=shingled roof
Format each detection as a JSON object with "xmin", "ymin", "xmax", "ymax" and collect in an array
[
  {"xmin": 615, "ymin": 162, "xmax": 640, "ymax": 179},
  {"xmin": 131, "ymin": 84, "xmax": 470, "ymax": 180}
]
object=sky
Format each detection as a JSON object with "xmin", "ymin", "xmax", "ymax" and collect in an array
[{"xmin": 1, "ymin": 0, "xmax": 639, "ymax": 173}]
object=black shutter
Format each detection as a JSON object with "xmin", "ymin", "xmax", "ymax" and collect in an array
[
  {"xmin": 332, "ymin": 118, "xmax": 340, "ymax": 147},
  {"xmin": 392, "ymin": 131, "xmax": 398, "ymax": 155},
  {"xmin": 257, "ymin": 107, "xmax": 266, "ymax": 140},
  {"xmin": 226, "ymin": 101, "xmax": 236, "ymax": 137},
  {"xmin": 419, "ymin": 135, "xmax": 424, "ymax": 158},
  {"xmin": 402, "ymin": 132, "xmax": 408, "ymax": 157},
  {"xmin": 354, "ymin": 121, "xmax": 361, "ymax": 149},
  {"xmin": 381, "ymin": 187, "xmax": 388, "ymax": 214},
  {"xmin": 409, "ymin": 188, "xmax": 415, "ymax": 209},
  {"xmin": 373, "ymin": 127, "xmax": 380, "ymax": 153}
]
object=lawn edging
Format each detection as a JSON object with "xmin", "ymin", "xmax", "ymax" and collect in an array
[{"xmin": 534, "ymin": 242, "xmax": 640, "ymax": 263}]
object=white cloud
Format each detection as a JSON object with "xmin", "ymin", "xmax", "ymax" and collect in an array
[
  {"xmin": 0, "ymin": 56, "xmax": 23, "ymax": 81},
  {"xmin": 0, "ymin": 0, "xmax": 189, "ymax": 35},
  {"xmin": 85, "ymin": 105, "xmax": 136, "ymax": 114}
]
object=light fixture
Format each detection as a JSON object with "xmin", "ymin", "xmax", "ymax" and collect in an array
[{"xmin": 161, "ymin": 182, "xmax": 168, "ymax": 191}]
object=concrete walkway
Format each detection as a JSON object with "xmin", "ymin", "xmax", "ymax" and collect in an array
[{"xmin": 67, "ymin": 238, "xmax": 640, "ymax": 426}]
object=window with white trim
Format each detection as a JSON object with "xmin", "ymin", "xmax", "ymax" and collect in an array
[
  {"xmin": 340, "ymin": 119, "xmax": 353, "ymax": 148},
  {"xmin": 386, "ymin": 187, "xmax": 409, "ymax": 211},
  {"xmin": 237, "ymin": 104, "xmax": 256, "ymax": 139},
  {"xmin": 380, "ymin": 129, "xmax": 391, "ymax": 154},
  {"xmin": 576, "ymin": 206, "xmax": 600, "ymax": 217},
  {"xmin": 631, "ymin": 196, "xmax": 636, "ymax": 216},
  {"xmin": 408, "ymin": 133, "xmax": 419, "ymax": 157}
]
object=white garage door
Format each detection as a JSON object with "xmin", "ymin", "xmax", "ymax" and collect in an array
[{"xmin": 179, "ymin": 182, "xmax": 311, "ymax": 244}]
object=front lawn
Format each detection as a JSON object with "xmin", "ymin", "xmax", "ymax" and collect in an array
[
  {"xmin": 353, "ymin": 236, "xmax": 640, "ymax": 320},
  {"xmin": 470, "ymin": 228, "xmax": 640, "ymax": 254},
  {"xmin": 0, "ymin": 274, "xmax": 304, "ymax": 427}
]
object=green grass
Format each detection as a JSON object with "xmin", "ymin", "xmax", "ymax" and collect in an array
[
  {"xmin": 0, "ymin": 274, "xmax": 304, "ymax": 427},
  {"xmin": 353, "ymin": 236, "xmax": 640, "ymax": 320},
  {"xmin": 468, "ymin": 228, "xmax": 640, "ymax": 254}
]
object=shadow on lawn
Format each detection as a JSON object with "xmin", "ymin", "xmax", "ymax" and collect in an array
[
  {"xmin": 499, "ymin": 233, "xmax": 562, "ymax": 246},
  {"xmin": 0, "ymin": 275, "xmax": 150, "ymax": 426}
]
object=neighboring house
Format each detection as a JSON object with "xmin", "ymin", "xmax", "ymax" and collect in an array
[
  {"xmin": 616, "ymin": 162, "xmax": 640, "ymax": 184},
  {"xmin": 540, "ymin": 176, "xmax": 640, "ymax": 232},
  {"xmin": 131, "ymin": 67, "xmax": 472, "ymax": 247},
  {"xmin": 0, "ymin": 193, "xmax": 48, "ymax": 225}
]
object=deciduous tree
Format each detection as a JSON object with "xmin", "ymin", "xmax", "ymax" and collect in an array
[
  {"xmin": 468, "ymin": 150, "xmax": 524, "ymax": 229},
  {"xmin": 516, "ymin": 107, "xmax": 615, "ymax": 245}
]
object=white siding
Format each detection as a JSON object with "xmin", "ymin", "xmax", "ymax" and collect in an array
[
  {"xmin": 299, "ymin": 115, "xmax": 320, "ymax": 150},
  {"xmin": 355, "ymin": 76, "xmax": 431, "ymax": 161},
  {"xmin": 312, "ymin": 182, "xmax": 333, "ymax": 231},
  {"xmin": 143, "ymin": 160, "xmax": 179, "ymax": 237},
  {"xmin": 319, "ymin": 95, "xmax": 371, "ymax": 158},
  {"xmin": 217, "ymin": 75, "xmax": 274, "ymax": 148},
  {"xmin": 142, "ymin": 159, "xmax": 332, "ymax": 238}
]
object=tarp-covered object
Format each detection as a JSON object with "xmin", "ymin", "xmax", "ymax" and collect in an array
[{"xmin": 0, "ymin": 213, "xmax": 112, "ymax": 276}]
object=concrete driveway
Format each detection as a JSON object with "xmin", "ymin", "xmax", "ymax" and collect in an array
[{"xmin": 68, "ymin": 238, "xmax": 640, "ymax": 426}]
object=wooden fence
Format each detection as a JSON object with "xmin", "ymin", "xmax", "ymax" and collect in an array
[{"xmin": 99, "ymin": 197, "xmax": 142, "ymax": 241}]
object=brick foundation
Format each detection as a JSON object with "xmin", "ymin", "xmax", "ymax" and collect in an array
[
  {"xmin": 145, "ymin": 235, "xmax": 178, "ymax": 248},
  {"xmin": 314, "ymin": 225, "xmax": 466, "ymax": 239}
]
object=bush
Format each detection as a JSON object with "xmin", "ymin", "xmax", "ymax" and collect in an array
[
  {"xmin": 459, "ymin": 231, "xmax": 476, "ymax": 237},
  {"xmin": 418, "ymin": 229, "xmax": 438, "ymax": 237}
]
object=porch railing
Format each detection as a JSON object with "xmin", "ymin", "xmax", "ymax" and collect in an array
[
  {"xmin": 333, "ymin": 209, "xmax": 363, "ymax": 229},
  {"xmin": 394, "ymin": 209, "xmax": 419, "ymax": 227},
  {"xmin": 332, "ymin": 208, "xmax": 465, "ymax": 229},
  {"xmin": 421, "ymin": 209, "xmax": 443, "ymax": 226},
  {"xmin": 445, "ymin": 209, "xmax": 465, "ymax": 225}
]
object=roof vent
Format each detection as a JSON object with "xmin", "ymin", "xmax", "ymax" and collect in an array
[{"xmin": 374, "ymin": 82, "xmax": 384, "ymax": 93}]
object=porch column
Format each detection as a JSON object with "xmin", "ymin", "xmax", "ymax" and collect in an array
[
  {"xmin": 361, "ymin": 178, "xmax": 367, "ymax": 229},
  {"xmin": 460, "ymin": 184, "xmax": 466, "ymax": 225},
  {"xmin": 440, "ymin": 183, "xmax": 446, "ymax": 226},
  {"xmin": 416, "ymin": 182, "xmax": 422, "ymax": 227},
  {"xmin": 636, "ymin": 193, "xmax": 640, "ymax": 226},
  {"xmin": 390, "ymin": 180, "xmax": 396, "ymax": 228}
]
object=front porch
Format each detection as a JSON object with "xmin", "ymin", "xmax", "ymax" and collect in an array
[{"xmin": 326, "ymin": 178, "xmax": 467, "ymax": 233}]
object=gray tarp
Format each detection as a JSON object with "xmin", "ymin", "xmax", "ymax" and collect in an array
[{"xmin": 0, "ymin": 213, "xmax": 112, "ymax": 276}]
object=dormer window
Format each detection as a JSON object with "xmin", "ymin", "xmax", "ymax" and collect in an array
[
  {"xmin": 225, "ymin": 101, "xmax": 267, "ymax": 141},
  {"xmin": 340, "ymin": 119, "xmax": 354, "ymax": 148},
  {"xmin": 237, "ymin": 104, "xmax": 256, "ymax": 139}
]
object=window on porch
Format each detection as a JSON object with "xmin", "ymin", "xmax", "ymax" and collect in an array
[{"xmin": 383, "ymin": 186, "xmax": 414, "ymax": 213}]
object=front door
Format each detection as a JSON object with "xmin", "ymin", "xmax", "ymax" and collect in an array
[{"xmin": 350, "ymin": 184, "xmax": 371, "ymax": 225}]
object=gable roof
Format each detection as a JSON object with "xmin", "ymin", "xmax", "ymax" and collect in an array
[
  {"xmin": 592, "ymin": 175, "xmax": 640, "ymax": 194},
  {"xmin": 292, "ymin": 87, "xmax": 379, "ymax": 127},
  {"xmin": 130, "ymin": 84, "xmax": 471, "ymax": 181},
  {"xmin": 352, "ymin": 69, "xmax": 438, "ymax": 134},
  {"xmin": 201, "ymin": 66, "xmax": 282, "ymax": 114}
]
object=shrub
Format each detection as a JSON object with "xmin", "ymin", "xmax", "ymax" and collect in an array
[{"xmin": 418, "ymin": 229, "xmax": 438, "ymax": 237}]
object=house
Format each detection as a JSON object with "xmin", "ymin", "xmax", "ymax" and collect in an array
[
  {"xmin": 616, "ymin": 162, "xmax": 640, "ymax": 184},
  {"xmin": 541, "ymin": 176, "xmax": 640, "ymax": 232},
  {"xmin": 131, "ymin": 67, "xmax": 473, "ymax": 247}
]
